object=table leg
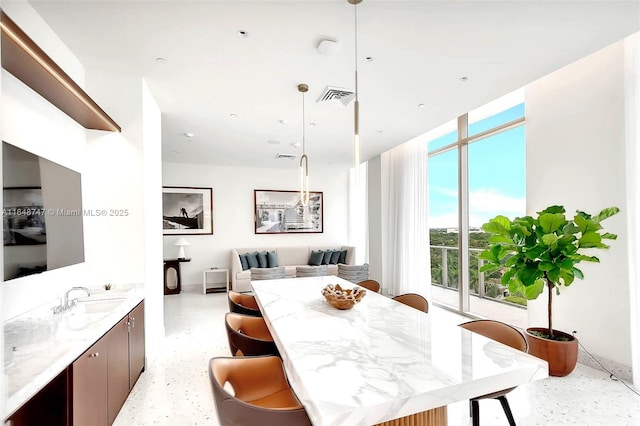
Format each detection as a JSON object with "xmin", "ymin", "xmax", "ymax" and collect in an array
[{"xmin": 374, "ymin": 406, "xmax": 447, "ymax": 426}]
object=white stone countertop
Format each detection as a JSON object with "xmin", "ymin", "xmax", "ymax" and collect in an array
[
  {"xmin": 3, "ymin": 287, "xmax": 144, "ymax": 419},
  {"xmin": 252, "ymin": 276, "xmax": 548, "ymax": 426}
]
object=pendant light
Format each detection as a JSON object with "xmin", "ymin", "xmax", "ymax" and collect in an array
[
  {"xmin": 298, "ymin": 83, "xmax": 310, "ymax": 206},
  {"xmin": 348, "ymin": 0, "xmax": 363, "ymax": 179}
]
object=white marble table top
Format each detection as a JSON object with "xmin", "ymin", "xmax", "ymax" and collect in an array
[{"xmin": 251, "ymin": 276, "xmax": 548, "ymax": 426}]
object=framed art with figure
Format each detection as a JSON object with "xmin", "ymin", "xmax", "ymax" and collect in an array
[
  {"xmin": 254, "ymin": 189, "xmax": 323, "ymax": 234},
  {"xmin": 162, "ymin": 186, "xmax": 213, "ymax": 235}
]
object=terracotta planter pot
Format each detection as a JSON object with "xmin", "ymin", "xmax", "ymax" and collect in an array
[{"xmin": 525, "ymin": 327, "xmax": 578, "ymax": 377}]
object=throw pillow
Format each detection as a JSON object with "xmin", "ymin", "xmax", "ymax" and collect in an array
[
  {"xmin": 308, "ymin": 250, "xmax": 324, "ymax": 266},
  {"xmin": 257, "ymin": 251, "xmax": 268, "ymax": 268},
  {"xmin": 246, "ymin": 252, "xmax": 260, "ymax": 269},
  {"xmin": 338, "ymin": 249, "xmax": 347, "ymax": 264},
  {"xmin": 321, "ymin": 250, "xmax": 333, "ymax": 265},
  {"xmin": 239, "ymin": 254, "xmax": 249, "ymax": 271},
  {"xmin": 329, "ymin": 249, "xmax": 341, "ymax": 264},
  {"xmin": 267, "ymin": 250, "xmax": 278, "ymax": 268}
]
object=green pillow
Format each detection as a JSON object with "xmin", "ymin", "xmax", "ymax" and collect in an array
[
  {"xmin": 239, "ymin": 254, "xmax": 249, "ymax": 271},
  {"xmin": 321, "ymin": 250, "xmax": 333, "ymax": 265},
  {"xmin": 257, "ymin": 251, "xmax": 268, "ymax": 268},
  {"xmin": 338, "ymin": 249, "xmax": 347, "ymax": 264},
  {"xmin": 267, "ymin": 251, "xmax": 278, "ymax": 267},
  {"xmin": 308, "ymin": 250, "xmax": 324, "ymax": 266},
  {"xmin": 329, "ymin": 250, "xmax": 340, "ymax": 264},
  {"xmin": 246, "ymin": 252, "xmax": 260, "ymax": 268}
]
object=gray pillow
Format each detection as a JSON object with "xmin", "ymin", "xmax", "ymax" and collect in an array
[
  {"xmin": 338, "ymin": 249, "xmax": 347, "ymax": 264},
  {"xmin": 321, "ymin": 250, "xmax": 333, "ymax": 265},
  {"xmin": 239, "ymin": 254, "xmax": 249, "ymax": 271},
  {"xmin": 267, "ymin": 250, "xmax": 278, "ymax": 267},
  {"xmin": 257, "ymin": 251, "xmax": 268, "ymax": 268},
  {"xmin": 329, "ymin": 250, "xmax": 341, "ymax": 264},
  {"xmin": 308, "ymin": 250, "xmax": 324, "ymax": 266},
  {"xmin": 246, "ymin": 252, "xmax": 260, "ymax": 268}
]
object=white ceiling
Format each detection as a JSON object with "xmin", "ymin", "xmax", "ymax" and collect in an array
[{"xmin": 28, "ymin": 1, "xmax": 640, "ymax": 170}]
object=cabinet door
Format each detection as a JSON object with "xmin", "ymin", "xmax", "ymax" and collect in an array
[
  {"xmin": 129, "ymin": 301, "xmax": 145, "ymax": 389},
  {"xmin": 107, "ymin": 316, "xmax": 130, "ymax": 425},
  {"xmin": 73, "ymin": 338, "xmax": 108, "ymax": 426}
]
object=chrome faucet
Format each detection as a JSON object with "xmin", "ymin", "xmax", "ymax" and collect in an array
[{"xmin": 63, "ymin": 286, "xmax": 91, "ymax": 310}]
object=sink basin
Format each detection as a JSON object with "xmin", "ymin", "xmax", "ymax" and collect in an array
[{"xmin": 63, "ymin": 299, "xmax": 126, "ymax": 331}]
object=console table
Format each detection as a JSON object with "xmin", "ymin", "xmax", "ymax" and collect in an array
[{"xmin": 163, "ymin": 258, "xmax": 191, "ymax": 295}]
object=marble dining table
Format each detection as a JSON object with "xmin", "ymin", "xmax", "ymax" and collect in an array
[{"xmin": 251, "ymin": 276, "xmax": 548, "ymax": 426}]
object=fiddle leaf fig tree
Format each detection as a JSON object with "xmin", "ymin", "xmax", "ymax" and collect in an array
[{"xmin": 479, "ymin": 205, "xmax": 619, "ymax": 339}]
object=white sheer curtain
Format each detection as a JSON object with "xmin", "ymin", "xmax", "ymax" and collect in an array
[{"xmin": 382, "ymin": 138, "xmax": 430, "ymax": 299}]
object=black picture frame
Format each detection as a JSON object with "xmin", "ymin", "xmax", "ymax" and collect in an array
[
  {"xmin": 254, "ymin": 189, "xmax": 323, "ymax": 234},
  {"xmin": 162, "ymin": 186, "xmax": 213, "ymax": 235}
]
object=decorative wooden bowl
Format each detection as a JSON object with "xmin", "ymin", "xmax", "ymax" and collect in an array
[{"xmin": 321, "ymin": 283, "xmax": 366, "ymax": 310}]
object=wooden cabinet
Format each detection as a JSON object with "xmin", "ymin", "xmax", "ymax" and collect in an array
[
  {"xmin": 128, "ymin": 302, "xmax": 145, "ymax": 388},
  {"xmin": 107, "ymin": 316, "xmax": 130, "ymax": 425},
  {"xmin": 73, "ymin": 339, "xmax": 108, "ymax": 426}
]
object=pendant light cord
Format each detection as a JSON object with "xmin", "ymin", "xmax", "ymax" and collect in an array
[{"xmin": 354, "ymin": 2, "xmax": 359, "ymax": 103}]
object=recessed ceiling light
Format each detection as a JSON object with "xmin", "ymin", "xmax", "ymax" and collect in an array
[
  {"xmin": 172, "ymin": 150, "xmax": 179, "ymax": 154},
  {"xmin": 418, "ymin": 103, "xmax": 426, "ymax": 108},
  {"xmin": 365, "ymin": 56, "xmax": 373, "ymax": 62},
  {"xmin": 183, "ymin": 132, "xmax": 194, "ymax": 138},
  {"xmin": 459, "ymin": 76, "xmax": 468, "ymax": 82},
  {"xmin": 238, "ymin": 30, "xmax": 249, "ymax": 38},
  {"xmin": 279, "ymin": 119, "xmax": 288, "ymax": 125},
  {"xmin": 229, "ymin": 113, "xmax": 237, "ymax": 118},
  {"xmin": 309, "ymin": 122, "xmax": 316, "ymax": 127},
  {"xmin": 267, "ymin": 140, "xmax": 280, "ymax": 145},
  {"xmin": 377, "ymin": 130, "xmax": 383, "ymax": 134},
  {"xmin": 291, "ymin": 142, "xmax": 301, "ymax": 148},
  {"xmin": 155, "ymin": 57, "xmax": 167, "ymax": 63}
]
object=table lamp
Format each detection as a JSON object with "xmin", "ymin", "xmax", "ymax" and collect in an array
[{"xmin": 174, "ymin": 237, "xmax": 189, "ymax": 259}]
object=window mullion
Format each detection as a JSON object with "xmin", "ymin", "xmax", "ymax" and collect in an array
[{"xmin": 457, "ymin": 114, "xmax": 470, "ymax": 313}]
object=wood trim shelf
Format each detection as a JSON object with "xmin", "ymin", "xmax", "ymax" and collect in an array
[{"xmin": 0, "ymin": 11, "xmax": 121, "ymax": 132}]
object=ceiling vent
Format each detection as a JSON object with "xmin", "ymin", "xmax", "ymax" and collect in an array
[
  {"xmin": 317, "ymin": 85, "xmax": 355, "ymax": 106},
  {"xmin": 276, "ymin": 153, "xmax": 297, "ymax": 160}
]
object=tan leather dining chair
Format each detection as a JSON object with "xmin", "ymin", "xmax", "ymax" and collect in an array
[
  {"xmin": 392, "ymin": 293, "xmax": 429, "ymax": 313},
  {"xmin": 459, "ymin": 319, "xmax": 528, "ymax": 426},
  {"xmin": 228, "ymin": 291, "xmax": 262, "ymax": 317},
  {"xmin": 225, "ymin": 312, "xmax": 279, "ymax": 357},
  {"xmin": 357, "ymin": 279, "xmax": 381, "ymax": 293},
  {"xmin": 209, "ymin": 356, "xmax": 312, "ymax": 426}
]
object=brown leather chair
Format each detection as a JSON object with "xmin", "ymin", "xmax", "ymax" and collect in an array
[
  {"xmin": 228, "ymin": 291, "xmax": 262, "ymax": 317},
  {"xmin": 459, "ymin": 319, "xmax": 528, "ymax": 426},
  {"xmin": 225, "ymin": 312, "xmax": 279, "ymax": 357},
  {"xmin": 209, "ymin": 356, "xmax": 312, "ymax": 426},
  {"xmin": 392, "ymin": 293, "xmax": 429, "ymax": 313},
  {"xmin": 357, "ymin": 279, "xmax": 381, "ymax": 293}
]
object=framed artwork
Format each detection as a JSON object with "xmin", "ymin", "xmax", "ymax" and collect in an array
[
  {"xmin": 3, "ymin": 187, "xmax": 47, "ymax": 246},
  {"xmin": 254, "ymin": 189, "xmax": 323, "ymax": 234},
  {"xmin": 162, "ymin": 186, "xmax": 213, "ymax": 235}
]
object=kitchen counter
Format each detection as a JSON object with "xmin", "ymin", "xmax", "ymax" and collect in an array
[{"xmin": 3, "ymin": 287, "xmax": 144, "ymax": 419}]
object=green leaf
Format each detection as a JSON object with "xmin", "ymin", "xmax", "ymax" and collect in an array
[
  {"xmin": 575, "ymin": 214, "xmax": 602, "ymax": 234},
  {"xmin": 488, "ymin": 235, "xmax": 513, "ymax": 244},
  {"xmin": 541, "ymin": 233, "xmax": 558, "ymax": 246},
  {"xmin": 501, "ymin": 268, "xmax": 517, "ymax": 285},
  {"xmin": 579, "ymin": 231, "xmax": 602, "ymax": 248},
  {"xmin": 482, "ymin": 216, "xmax": 511, "ymax": 236},
  {"xmin": 572, "ymin": 267, "xmax": 584, "ymax": 280},
  {"xmin": 539, "ymin": 261, "xmax": 555, "ymax": 271},
  {"xmin": 560, "ymin": 269, "xmax": 575, "ymax": 286},
  {"xmin": 539, "ymin": 213, "xmax": 566, "ymax": 233},
  {"xmin": 524, "ymin": 245, "xmax": 546, "ymax": 260},
  {"xmin": 479, "ymin": 263, "xmax": 502, "ymax": 274},
  {"xmin": 547, "ymin": 267, "xmax": 561, "ymax": 283},
  {"xmin": 570, "ymin": 254, "xmax": 600, "ymax": 263},
  {"xmin": 478, "ymin": 249, "xmax": 498, "ymax": 262},
  {"xmin": 517, "ymin": 265, "xmax": 543, "ymax": 286},
  {"xmin": 601, "ymin": 232, "xmax": 618, "ymax": 240},
  {"xmin": 539, "ymin": 205, "xmax": 565, "ymax": 215},
  {"xmin": 523, "ymin": 278, "xmax": 545, "ymax": 300},
  {"xmin": 558, "ymin": 257, "xmax": 575, "ymax": 271},
  {"xmin": 562, "ymin": 222, "xmax": 580, "ymax": 234},
  {"xmin": 593, "ymin": 206, "xmax": 620, "ymax": 223}
]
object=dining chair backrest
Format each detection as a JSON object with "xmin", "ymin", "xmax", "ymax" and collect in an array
[
  {"xmin": 228, "ymin": 291, "xmax": 262, "ymax": 317},
  {"xmin": 357, "ymin": 279, "xmax": 381, "ymax": 293},
  {"xmin": 459, "ymin": 319, "xmax": 527, "ymax": 352},
  {"xmin": 209, "ymin": 356, "xmax": 312, "ymax": 426},
  {"xmin": 225, "ymin": 313, "xmax": 279, "ymax": 357},
  {"xmin": 392, "ymin": 293, "xmax": 429, "ymax": 313}
]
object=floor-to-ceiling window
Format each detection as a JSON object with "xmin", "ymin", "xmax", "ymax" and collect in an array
[{"xmin": 428, "ymin": 90, "xmax": 526, "ymax": 326}]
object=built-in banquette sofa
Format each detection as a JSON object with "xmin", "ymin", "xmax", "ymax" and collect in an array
[{"xmin": 230, "ymin": 246, "xmax": 355, "ymax": 292}]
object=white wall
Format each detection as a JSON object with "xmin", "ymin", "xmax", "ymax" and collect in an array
[
  {"xmin": 525, "ymin": 38, "xmax": 632, "ymax": 367},
  {"xmin": 162, "ymin": 162, "xmax": 349, "ymax": 286}
]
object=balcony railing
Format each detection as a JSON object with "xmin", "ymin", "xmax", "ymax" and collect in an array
[{"xmin": 429, "ymin": 245, "xmax": 526, "ymax": 308}]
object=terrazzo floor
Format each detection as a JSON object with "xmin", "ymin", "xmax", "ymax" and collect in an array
[{"xmin": 113, "ymin": 286, "xmax": 640, "ymax": 426}]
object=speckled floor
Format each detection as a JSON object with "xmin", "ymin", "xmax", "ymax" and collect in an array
[{"xmin": 113, "ymin": 286, "xmax": 640, "ymax": 426}]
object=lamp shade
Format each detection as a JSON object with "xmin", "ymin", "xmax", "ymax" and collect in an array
[{"xmin": 174, "ymin": 238, "xmax": 189, "ymax": 259}]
